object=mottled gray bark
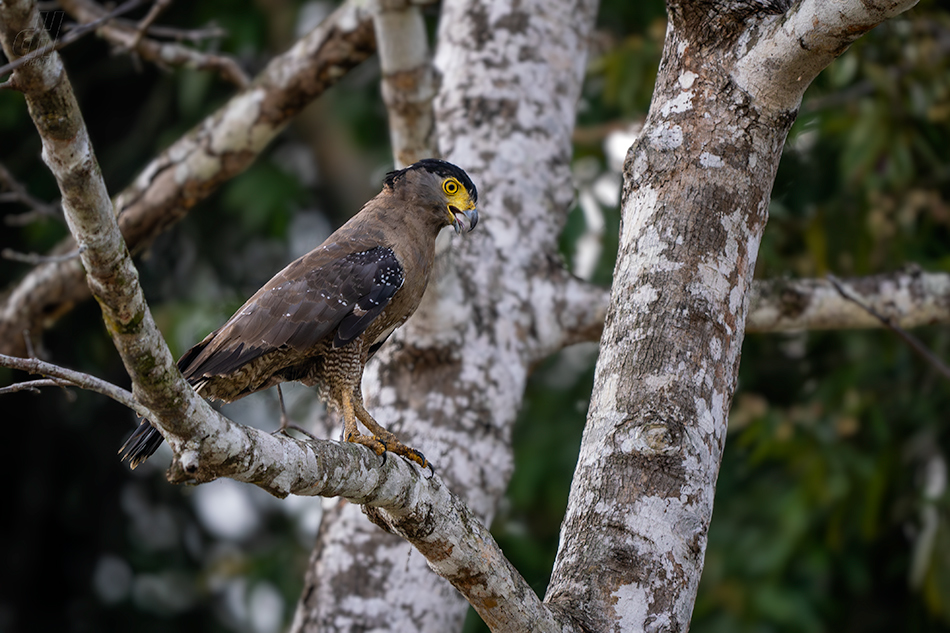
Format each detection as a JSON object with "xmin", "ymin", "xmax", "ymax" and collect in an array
[{"xmin": 545, "ymin": 0, "xmax": 920, "ymax": 631}]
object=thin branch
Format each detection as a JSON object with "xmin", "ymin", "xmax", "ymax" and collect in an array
[
  {"xmin": 0, "ymin": 163, "xmax": 62, "ymax": 224},
  {"xmin": 128, "ymin": 21, "xmax": 227, "ymax": 42},
  {"xmin": 828, "ymin": 274, "xmax": 950, "ymax": 380},
  {"xmin": 2, "ymin": 247, "xmax": 83, "ymax": 264},
  {"xmin": 0, "ymin": 377, "xmax": 66, "ymax": 394},
  {"xmin": 59, "ymin": 0, "xmax": 250, "ymax": 88},
  {"xmin": 0, "ymin": 0, "xmax": 203, "ymax": 448},
  {"xmin": 0, "ymin": 353, "xmax": 150, "ymax": 415},
  {"xmin": 542, "ymin": 268, "xmax": 950, "ymax": 354},
  {"xmin": 60, "ymin": 16, "xmax": 228, "ymax": 43},
  {"xmin": 0, "ymin": 0, "xmax": 148, "ymax": 79},
  {"xmin": 124, "ymin": 0, "xmax": 172, "ymax": 51}
]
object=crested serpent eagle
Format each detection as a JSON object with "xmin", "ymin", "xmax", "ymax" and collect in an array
[{"xmin": 120, "ymin": 159, "xmax": 478, "ymax": 470}]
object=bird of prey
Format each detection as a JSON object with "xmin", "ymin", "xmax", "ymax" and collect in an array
[{"xmin": 119, "ymin": 158, "xmax": 478, "ymax": 470}]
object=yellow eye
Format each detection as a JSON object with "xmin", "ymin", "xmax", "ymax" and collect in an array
[{"xmin": 443, "ymin": 179, "xmax": 459, "ymax": 196}]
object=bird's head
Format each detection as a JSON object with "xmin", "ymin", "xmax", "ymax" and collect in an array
[{"xmin": 384, "ymin": 159, "xmax": 479, "ymax": 235}]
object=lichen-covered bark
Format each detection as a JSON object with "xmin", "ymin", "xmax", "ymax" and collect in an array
[
  {"xmin": 545, "ymin": 0, "xmax": 919, "ymax": 630},
  {"xmin": 291, "ymin": 0, "xmax": 599, "ymax": 630},
  {"xmin": 0, "ymin": 0, "xmax": 375, "ymax": 357}
]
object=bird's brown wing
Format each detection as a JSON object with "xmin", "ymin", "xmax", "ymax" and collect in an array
[{"xmin": 178, "ymin": 246, "xmax": 404, "ymax": 382}]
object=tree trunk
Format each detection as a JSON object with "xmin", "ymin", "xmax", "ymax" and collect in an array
[{"xmin": 545, "ymin": 0, "xmax": 919, "ymax": 630}]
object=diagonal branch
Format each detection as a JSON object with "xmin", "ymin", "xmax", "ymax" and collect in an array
[
  {"xmin": 0, "ymin": 0, "xmax": 203, "ymax": 449},
  {"xmin": 0, "ymin": 0, "xmax": 148, "ymax": 79},
  {"xmin": 827, "ymin": 275, "xmax": 950, "ymax": 380},
  {"xmin": 0, "ymin": 349, "xmax": 571, "ymax": 632},
  {"xmin": 734, "ymin": 0, "xmax": 922, "ymax": 112},
  {"xmin": 58, "ymin": 0, "xmax": 250, "ymax": 88},
  {"xmin": 0, "ymin": 353, "xmax": 150, "ymax": 416},
  {"xmin": 0, "ymin": 162, "xmax": 63, "ymax": 225},
  {"xmin": 0, "ymin": 0, "xmax": 376, "ymax": 357}
]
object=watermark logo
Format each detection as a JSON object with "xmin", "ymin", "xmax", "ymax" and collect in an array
[{"xmin": 11, "ymin": 11, "xmax": 64, "ymax": 57}]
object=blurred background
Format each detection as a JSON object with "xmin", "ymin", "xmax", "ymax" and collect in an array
[{"xmin": 1, "ymin": 0, "xmax": 949, "ymax": 631}]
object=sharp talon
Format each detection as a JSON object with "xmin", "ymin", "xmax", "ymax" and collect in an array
[{"xmin": 409, "ymin": 448, "xmax": 429, "ymax": 470}]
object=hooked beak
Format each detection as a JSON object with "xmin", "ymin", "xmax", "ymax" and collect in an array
[{"xmin": 449, "ymin": 205, "xmax": 479, "ymax": 235}]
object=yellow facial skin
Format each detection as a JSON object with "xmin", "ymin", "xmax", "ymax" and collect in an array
[{"xmin": 442, "ymin": 176, "xmax": 479, "ymax": 234}]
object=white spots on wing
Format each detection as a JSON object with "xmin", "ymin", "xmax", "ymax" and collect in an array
[{"xmin": 284, "ymin": 312, "xmax": 291, "ymax": 318}]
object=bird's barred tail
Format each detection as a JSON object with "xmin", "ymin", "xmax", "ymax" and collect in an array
[
  {"xmin": 119, "ymin": 341, "xmax": 209, "ymax": 468},
  {"xmin": 118, "ymin": 421, "xmax": 165, "ymax": 469}
]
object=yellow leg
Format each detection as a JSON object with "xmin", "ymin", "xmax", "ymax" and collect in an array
[{"xmin": 340, "ymin": 388, "xmax": 429, "ymax": 469}]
